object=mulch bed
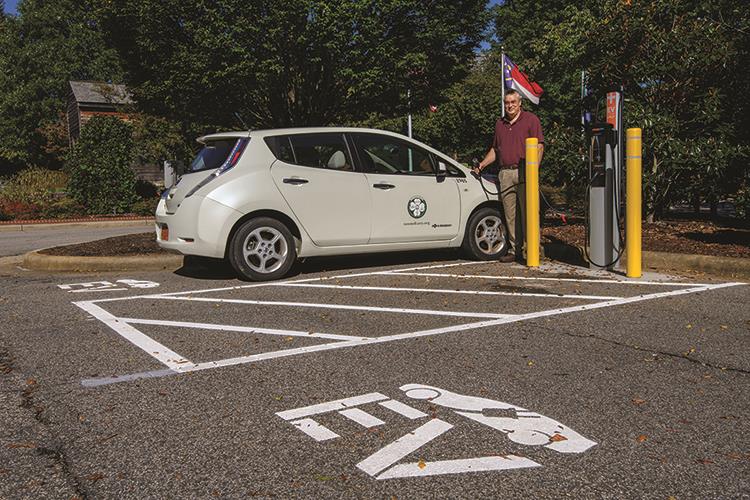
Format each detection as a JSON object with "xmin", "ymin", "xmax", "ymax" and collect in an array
[
  {"xmin": 542, "ymin": 219, "xmax": 749, "ymax": 259},
  {"xmin": 39, "ymin": 219, "xmax": 749, "ymax": 259}
]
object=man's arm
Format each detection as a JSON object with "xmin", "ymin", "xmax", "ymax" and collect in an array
[{"xmin": 476, "ymin": 148, "xmax": 496, "ymax": 172}]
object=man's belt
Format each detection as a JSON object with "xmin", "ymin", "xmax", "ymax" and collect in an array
[{"xmin": 500, "ymin": 164, "xmax": 519, "ymax": 170}]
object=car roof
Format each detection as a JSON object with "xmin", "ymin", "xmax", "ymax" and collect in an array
[
  {"xmin": 198, "ymin": 127, "xmax": 414, "ymax": 143},
  {"xmin": 196, "ymin": 127, "xmax": 466, "ymax": 170}
]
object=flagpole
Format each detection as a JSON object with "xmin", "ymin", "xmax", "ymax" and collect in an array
[
  {"xmin": 407, "ymin": 89, "xmax": 413, "ymax": 138},
  {"xmin": 501, "ymin": 47, "xmax": 506, "ymax": 119}
]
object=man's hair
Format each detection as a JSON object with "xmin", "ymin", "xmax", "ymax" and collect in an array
[{"xmin": 504, "ymin": 89, "xmax": 522, "ymax": 102}]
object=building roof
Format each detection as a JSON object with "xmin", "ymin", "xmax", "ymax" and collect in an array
[{"xmin": 69, "ymin": 81, "xmax": 134, "ymax": 105}]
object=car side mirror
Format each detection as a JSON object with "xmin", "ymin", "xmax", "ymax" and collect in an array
[{"xmin": 437, "ymin": 161, "xmax": 447, "ymax": 178}]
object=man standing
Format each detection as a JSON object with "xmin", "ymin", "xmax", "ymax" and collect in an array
[{"xmin": 473, "ymin": 89, "xmax": 544, "ymax": 262}]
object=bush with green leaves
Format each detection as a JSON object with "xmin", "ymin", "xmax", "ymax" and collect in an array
[
  {"xmin": 66, "ymin": 116, "xmax": 137, "ymax": 214},
  {"xmin": 0, "ymin": 166, "xmax": 67, "ymax": 205}
]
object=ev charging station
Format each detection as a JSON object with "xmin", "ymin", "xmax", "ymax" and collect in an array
[{"xmin": 586, "ymin": 91, "xmax": 624, "ymax": 270}]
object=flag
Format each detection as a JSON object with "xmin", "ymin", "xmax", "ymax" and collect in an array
[{"xmin": 503, "ymin": 55, "xmax": 543, "ymax": 105}]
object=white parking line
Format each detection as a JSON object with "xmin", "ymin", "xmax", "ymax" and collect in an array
[
  {"xmin": 73, "ymin": 259, "xmax": 745, "ymax": 387},
  {"xmin": 119, "ymin": 318, "xmax": 367, "ymax": 341},
  {"xmin": 151, "ymin": 295, "xmax": 515, "ymax": 319},
  {"xmin": 274, "ymin": 283, "xmax": 621, "ymax": 301},
  {"xmin": 78, "ymin": 280, "xmax": 744, "ymax": 386},
  {"xmin": 391, "ymin": 272, "xmax": 712, "ymax": 287},
  {"xmin": 74, "ymin": 301, "xmax": 195, "ymax": 370}
]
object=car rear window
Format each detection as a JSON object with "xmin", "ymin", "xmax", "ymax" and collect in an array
[{"xmin": 189, "ymin": 139, "xmax": 241, "ymax": 172}]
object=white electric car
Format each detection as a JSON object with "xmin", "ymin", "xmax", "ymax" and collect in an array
[{"xmin": 155, "ymin": 127, "xmax": 507, "ymax": 281}]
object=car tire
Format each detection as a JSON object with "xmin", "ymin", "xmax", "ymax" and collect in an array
[
  {"xmin": 462, "ymin": 207, "xmax": 509, "ymax": 260},
  {"xmin": 229, "ymin": 217, "xmax": 297, "ymax": 281}
]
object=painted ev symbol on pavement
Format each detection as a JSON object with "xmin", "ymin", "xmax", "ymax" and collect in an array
[
  {"xmin": 58, "ymin": 279, "xmax": 160, "ymax": 293},
  {"xmin": 276, "ymin": 384, "xmax": 596, "ymax": 479}
]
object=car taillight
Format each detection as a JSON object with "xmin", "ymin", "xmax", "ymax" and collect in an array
[{"xmin": 185, "ymin": 138, "xmax": 249, "ymax": 198}]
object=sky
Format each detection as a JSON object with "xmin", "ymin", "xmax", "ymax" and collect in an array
[{"xmin": 3, "ymin": 0, "xmax": 18, "ymax": 15}]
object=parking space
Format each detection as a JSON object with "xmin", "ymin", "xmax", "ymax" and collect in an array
[
  {"xmin": 73, "ymin": 260, "xmax": 743, "ymax": 388},
  {"xmin": 3, "ymin": 255, "xmax": 748, "ymax": 498}
]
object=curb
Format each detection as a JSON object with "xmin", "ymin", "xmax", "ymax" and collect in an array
[
  {"xmin": 0, "ymin": 218, "xmax": 154, "ymax": 232},
  {"xmin": 17, "ymin": 242, "xmax": 750, "ymax": 279},
  {"xmin": 22, "ymin": 250, "xmax": 184, "ymax": 273},
  {"xmin": 542, "ymin": 243, "xmax": 750, "ymax": 280}
]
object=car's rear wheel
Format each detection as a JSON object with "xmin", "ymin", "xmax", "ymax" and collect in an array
[
  {"xmin": 462, "ymin": 207, "xmax": 508, "ymax": 260},
  {"xmin": 229, "ymin": 217, "xmax": 296, "ymax": 281}
]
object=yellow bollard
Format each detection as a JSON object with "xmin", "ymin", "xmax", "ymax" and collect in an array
[
  {"xmin": 525, "ymin": 137, "xmax": 540, "ymax": 267},
  {"xmin": 626, "ymin": 128, "xmax": 642, "ymax": 278}
]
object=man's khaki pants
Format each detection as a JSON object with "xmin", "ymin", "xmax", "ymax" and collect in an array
[{"xmin": 499, "ymin": 168, "xmax": 525, "ymax": 255}]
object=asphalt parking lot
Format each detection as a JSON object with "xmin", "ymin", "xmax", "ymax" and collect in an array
[{"xmin": 1, "ymin": 253, "xmax": 749, "ymax": 498}]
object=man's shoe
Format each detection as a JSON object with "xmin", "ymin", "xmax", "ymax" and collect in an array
[{"xmin": 498, "ymin": 253, "xmax": 515, "ymax": 263}]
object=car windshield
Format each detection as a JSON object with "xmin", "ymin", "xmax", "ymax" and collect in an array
[{"xmin": 189, "ymin": 140, "xmax": 237, "ymax": 172}]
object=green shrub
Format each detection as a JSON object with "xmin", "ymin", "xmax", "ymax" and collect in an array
[
  {"xmin": 131, "ymin": 197, "xmax": 159, "ymax": 215},
  {"xmin": 0, "ymin": 199, "xmax": 44, "ymax": 220},
  {"xmin": 66, "ymin": 116, "xmax": 138, "ymax": 214},
  {"xmin": 41, "ymin": 196, "xmax": 85, "ymax": 219},
  {"xmin": 0, "ymin": 167, "xmax": 68, "ymax": 206}
]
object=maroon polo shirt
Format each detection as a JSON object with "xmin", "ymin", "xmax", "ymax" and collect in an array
[{"xmin": 492, "ymin": 111, "xmax": 544, "ymax": 167}]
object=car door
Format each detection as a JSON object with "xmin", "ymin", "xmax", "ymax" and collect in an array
[
  {"xmin": 351, "ymin": 132, "xmax": 461, "ymax": 244},
  {"xmin": 268, "ymin": 133, "xmax": 371, "ymax": 246}
]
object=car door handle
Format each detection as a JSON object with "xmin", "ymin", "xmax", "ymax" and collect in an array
[
  {"xmin": 283, "ymin": 177, "xmax": 309, "ymax": 185},
  {"xmin": 373, "ymin": 183, "xmax": 395, "ymax": 190}
]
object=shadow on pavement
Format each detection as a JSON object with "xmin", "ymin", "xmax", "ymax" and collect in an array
[{"xmin": 174, "ymin": 249, "xmax": 463, "ymax": 281}]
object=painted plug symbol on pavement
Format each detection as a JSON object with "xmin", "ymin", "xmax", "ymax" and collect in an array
[{"xmin": 276, "ymin": 384, "xmax": 596, "ymax": 480}]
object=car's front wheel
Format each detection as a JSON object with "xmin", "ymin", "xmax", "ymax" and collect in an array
[
  {"xmin": 229, "ymin": 217, "xmax": 296, "ymax": 281},
  {"xmin": 462, "ymin": 207, "xmax": 508, "ymax": 260}
]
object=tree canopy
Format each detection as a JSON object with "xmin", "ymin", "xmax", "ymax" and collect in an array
[
  {"xmin": 1, "ymin": 0, "xmax": 748, "ymax": 218},
  {"xmin": 98, "ymin": 0, "xmax": 487, "ymax": 137}
]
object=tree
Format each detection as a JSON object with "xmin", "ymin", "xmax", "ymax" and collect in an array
[
  {"xmin": 0, "ymin": 0, "xmax": 123, "ymax": 172},
  {"xmin": 489, "ymin": 0, "xmax": 749, "ymax": 218},
  {"xmin": 66, "ymin": 116, "xmax": 137, "ymax": 214},
  {"xmin": 99, "ymin": 0, "xmax": 487, "ymax": 137}
]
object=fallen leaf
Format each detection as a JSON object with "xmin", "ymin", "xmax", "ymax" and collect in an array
[
  {"xmin": 26, "ymin": 378, "xmax": 37, "ymax": 386},
  {"xmin": 315, "ymin": 475, "xmax": 335, "ymax": 481},
  {"xmin": 632, "ymin": 398, "xmax": 646, "ymax": 405},
  {"xmin": 696, "ymin": 458, "xmax": 714, "ymax": 465},
  {"xmin": 686, "ymin": 324, "xmax": 692, "ymax": 329},
  {"xmin": 720, "ymin": 325, "xmax": 728, "ymax": 330},
  {"xmin": 550, "ymin": 434, "xmax": 567, "ymax": 442},
  {"xmin": 636, "ymin": 435, "xmax": 648, "ymax": 443},
  {"xmin": 527, "ymin": 361, "xmax": 534, "ymax": 367},
  {"xmin": 417, "ymin": 459, "xmax": 426, "ymax": 469},
  {"xmin": 86, "ymin": 473, "xmax": 105, "ymax": 482},
  {"xmin": 7, "ymin": 442, "xmax": 37, "ymax": 449}
]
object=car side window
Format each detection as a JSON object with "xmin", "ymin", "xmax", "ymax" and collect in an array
[
  {"xmin": 266, "ymin": 133, "xmax": 354, "ymax": 172},
  {"xmin": 264, "ymin": 136, "xmax": 296, "ymax": 164},
  {"xmin": 352, "ymin": 134, "xmax": 435, "ymax": 176}
]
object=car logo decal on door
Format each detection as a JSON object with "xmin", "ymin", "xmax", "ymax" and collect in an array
[{"xmin": 407, "ymin": 197, "xmax": 427, "ymax": 219}]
